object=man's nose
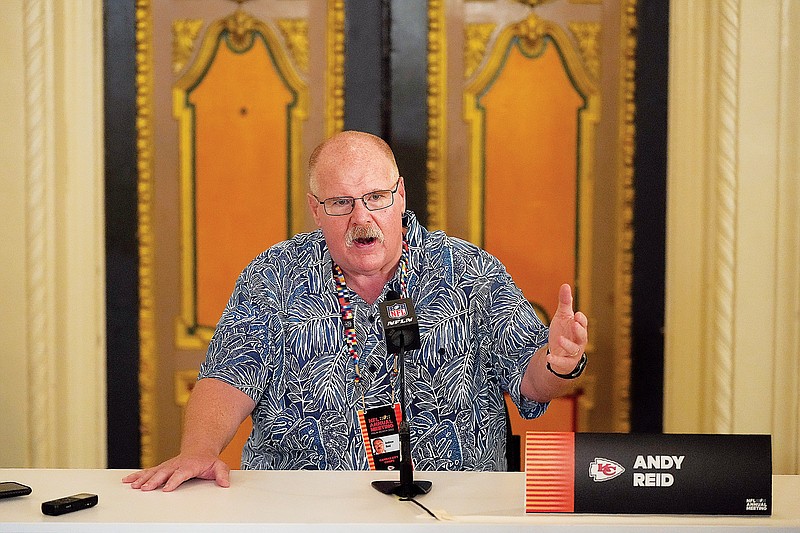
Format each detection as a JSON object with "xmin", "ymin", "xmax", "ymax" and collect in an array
[{"xmin": 349, "ymin": 197, "xmax": 372, "ymax": 221}]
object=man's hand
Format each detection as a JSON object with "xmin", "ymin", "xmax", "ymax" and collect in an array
[
  {"xmin": 122, "ymin": 378, "xmax": 254, "ymax": 492},
  {"xmin": 122, "ymin": 452, "xmax": 231, "ymax": 492},
  {"xmin": 520, "ymin": 284, "xmax": 588, "ymax": 402},
  {"xmin": 545, "ymin": 283, "xmax": 589, "ymax": 375}
]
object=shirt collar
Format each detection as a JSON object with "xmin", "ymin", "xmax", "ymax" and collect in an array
[{"xmin": 307, "ymin": 210, "xmax": 425, "ymax": 297}]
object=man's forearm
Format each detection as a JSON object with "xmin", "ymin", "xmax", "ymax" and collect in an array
[{"xmin": 180, "ymin": 378, "xmax": 255, "ymax": 455}]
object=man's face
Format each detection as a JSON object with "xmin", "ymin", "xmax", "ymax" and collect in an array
[
  {"xmin": 307, "ymin": 143, "xmax": 406, "ymax": 282},
  {"xmin": 373, "ymin": 439, "xmax": 385, "ymax": 454}
]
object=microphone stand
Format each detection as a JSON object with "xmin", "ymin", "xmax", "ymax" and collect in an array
[{"xmin": 371, "ymin": 335, "xmax": 432, "ymax": 498}]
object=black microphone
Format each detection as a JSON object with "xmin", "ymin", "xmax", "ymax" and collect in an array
[
  {"xmin": 379, "ymin": 291, "xmax": 421, "ymax": 353},
  {"xmin": 372, "ymin": 291, "xmax": 431, "ymax": 498}
]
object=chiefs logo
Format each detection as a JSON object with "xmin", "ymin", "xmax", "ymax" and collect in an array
[{"xmin": 589, "ymin": 458, "xmax": 625, "ymax": 482}]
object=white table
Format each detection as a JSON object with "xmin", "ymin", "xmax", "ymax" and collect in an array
[{"xmin": 1, "ymin": 469, "xmax": 798, "ymax": 532}]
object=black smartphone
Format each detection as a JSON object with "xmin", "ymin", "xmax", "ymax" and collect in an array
[
  {"xmin": 0, "ymin": 481, "xmax": 32, "ymax": 499},
  {"xmin": 41, "ymin": 493, "xmax": 98, "ymax": 516}
]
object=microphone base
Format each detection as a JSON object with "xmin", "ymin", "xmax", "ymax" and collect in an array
[{"xmin": 371, "ymin": 479, "xmax": 433, "ymax": 498}]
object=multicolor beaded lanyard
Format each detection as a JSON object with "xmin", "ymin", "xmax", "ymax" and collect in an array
[{"xmin": 332, "ymin": 241, "xmax": 410, "ymax": 406}]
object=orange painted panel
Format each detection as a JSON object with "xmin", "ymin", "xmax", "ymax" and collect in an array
[
  {"xmin": 190, "ymin": 38, "xmax": 292, "ymax": 327},
  {"xmin": 481, "ymin": 42, "xmax": 584, "ymax": 317}
]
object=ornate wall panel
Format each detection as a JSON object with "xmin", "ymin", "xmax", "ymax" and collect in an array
[
  {"xmin": 136, "ymin": 0, "xmax": 332, "ymax": 467},
  {"xmin": 173, "ymin": 11, "xmax": 308, "ymax": 347},
  {"xmin": 439, "ymin": 0, "xmax": 636, "ymax": 432},
  {"xmin": 464, "ymin": 14, "xmax": 598, "ymax": 319}
]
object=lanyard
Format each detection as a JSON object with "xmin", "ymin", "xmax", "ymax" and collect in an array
[{"xmin": 332, "ymin": 241, "xmax": 410, "ymax": 405}]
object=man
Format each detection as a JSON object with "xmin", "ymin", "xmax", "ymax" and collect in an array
[
  {"xmin": 372, "ymin": 438, "xmax": 386, "ymax": 455},
  {"xmin": 124, "ymin": 131, "xmax": 588, "ymax": 491}
]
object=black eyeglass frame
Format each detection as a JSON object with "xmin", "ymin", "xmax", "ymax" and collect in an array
[{"xmin": 313, "ymin": 178, "xmax": 401, "ymax": 216}]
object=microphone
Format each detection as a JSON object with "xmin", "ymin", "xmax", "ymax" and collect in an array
[
  {"xmin": 372, "ymin": 291, "xmax": 432, "ymax": 498},
  {"xmin": 380, "ymin": 290, "xmax": 421, "ymax": 354}
]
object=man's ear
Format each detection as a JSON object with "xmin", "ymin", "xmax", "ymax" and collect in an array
[
  {"xmin": 308, "ymin": 193, "xmax": 322, "ymax": 227},
  {"xmin": 398, "ymin": 176, "xmax": 407, "ymax": 212}
]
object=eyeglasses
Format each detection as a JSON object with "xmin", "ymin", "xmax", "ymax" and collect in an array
[{"xmin": 313, "ymin": 178, "xmax": 400, "ymax": 216}]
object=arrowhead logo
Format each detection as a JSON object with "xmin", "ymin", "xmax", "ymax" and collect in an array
[{"xmin": 589, "ymin": 458, "xmax": 625, "ymax": 482}]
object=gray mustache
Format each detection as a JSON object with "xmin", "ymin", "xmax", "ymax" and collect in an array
[{"xmin": 345, "ymin": 224, "xmax": 385, "ymax": 246}]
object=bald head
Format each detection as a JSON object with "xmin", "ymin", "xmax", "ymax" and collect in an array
[{"xmin": 308, "ymin": 131, "xmax": 399, "ymax": 195}]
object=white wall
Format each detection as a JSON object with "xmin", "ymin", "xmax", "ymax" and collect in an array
[
  {"xmin": 665, "ymin": 0, "xmax": 800, "ymax": 474},
  {"xmin": 0, "ymin": 0, "xmax": 106, "ymax": 468}
]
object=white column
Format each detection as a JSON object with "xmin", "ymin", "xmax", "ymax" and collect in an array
[
  {"xmin": 0, "ymin": 0, "xmax": 106, "ymax": 468},
  {"xmin": 665, "ymin": 0, "xmax": 800, "ymax": 474}
]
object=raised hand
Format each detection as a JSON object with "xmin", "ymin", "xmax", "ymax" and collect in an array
[{"xmin": 545, "ymin": 283, "xmax": 588, "ymax": 375}]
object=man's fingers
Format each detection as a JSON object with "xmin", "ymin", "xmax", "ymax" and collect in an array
[
  {"xmin": 572, "ymin": 320, "xmax": 588, "ymax": 346},
  {"xmin": 125, "ymin": 469, "xmax": 156, "ymax": 489},
  {"xmin": 162, "ymin": 468, "xmax": 194, "ymax": 492},
  {"xmin": 212, "ymin": 461, "xmax": 231, "ymax": 488},
  {"xmin": 555, "ymin": 283, "xmax": 574, "ymax": 317},
  {"xmin": 142, "ymin": 468, "xmax": 182, "ymax": 492}
]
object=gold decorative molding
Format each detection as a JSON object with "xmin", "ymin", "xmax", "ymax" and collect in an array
[
  {"xmin": 511, "ymin": 0, "xmax": 557, "ymax": 7},
  {"xmin": 277, "ymin": 18, "xmax": 309, "ymax": 73},
  {"xmin": 613, "ymin": 0, "xmax": 637, "ymax": 433},
  {"xmin": 326, "ymin": 0, "xmax": 345, "ymax": 137},
  {"xmin": 172, "ymin": 18, "xmax": 203, "ymax": 74},
  {"xmin": 135, "ymin": 0, "xmax": 158, "ymax": 469},
  {"xmin": 464, "ymin": 23, "xmax": 496, "ymax": 79},
  {"xmin": 223, "ymin": 9, "xmax": 258, "ymax": 52},
  {"xmin": 568, "ymin": 21, "xmax": 601, "ymax": 81},
  {"xmin": 514, "ymin": 13, "xmax": 550, "ymax": 56},
  {"xmin": 426, "ymin": 0, "xmax": 447, "ymax": 231}
]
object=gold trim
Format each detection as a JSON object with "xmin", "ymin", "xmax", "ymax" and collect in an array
[
  {"xmin": 223, "ymin": 9, "xmax": 258, "ymax": 51},
  {"xmin": 172, "ymin": 18, "xmax": 204, "ymax": 74},
  {"xmin": 568, "ymin": 21, "xmax": 601, "ymax": 82},
  {"xmin": 326, "ymin": 0, "xmax": 345, "ymax": 137},
  {"xmin": 277, "ymin": 18, "xmax": 309, "ymax": 73},
  {"xmin": 614, "ymin": 0, "xmax": 637, "ymax": 433},
  {"xmin": 510, "ymin": 0, "xmax": 557, "ymax": 6},
  {"xmin": 465, "ymin": 23, "xmax": 496, "ymax": 79},
  {"xmin": 173, "ymin": 9, "xmax": 309, "ymax": 349},
  {"xmin": 135, "ymin": 0, "xmax": 158, "ymax": 469},
  {"xmin": 426, "ymin": 0, "xmax": 447, "ymax": 231}
]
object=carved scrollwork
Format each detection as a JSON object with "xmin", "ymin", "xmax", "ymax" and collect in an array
[
  {"xmin": 510, "ymin": 0, "xmax": 557, "ymax": 7},
  {"xmin": 277, "ymin": 19, "xmax": 309, "ymax": 73},
  {"xmin": 465, "ymin": 23, "xmax": 496, "ymax": 78},
  {"xmin": 224, "ymin": 9, "xmax": 257, "ymax": 52},
  {"xmin": 514, "ymin": 13, "xmax": 548, "ymax": 55},
  {"xmin": 172, "ymin": 19, "xmax": 203, "ymax": 74},
  {"xmin": 569, "ymin": 21, "xmax": 601, "ymax": 81}
]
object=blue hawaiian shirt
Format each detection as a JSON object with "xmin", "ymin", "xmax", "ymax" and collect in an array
[{"xmin": 199, "ymin": 211, "xmax": 549, "ymax": 471}]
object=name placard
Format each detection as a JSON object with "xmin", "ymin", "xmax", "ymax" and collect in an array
[{"xmin": 525, "ymin": 432, "xmax": 771, "ymax": 515}]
